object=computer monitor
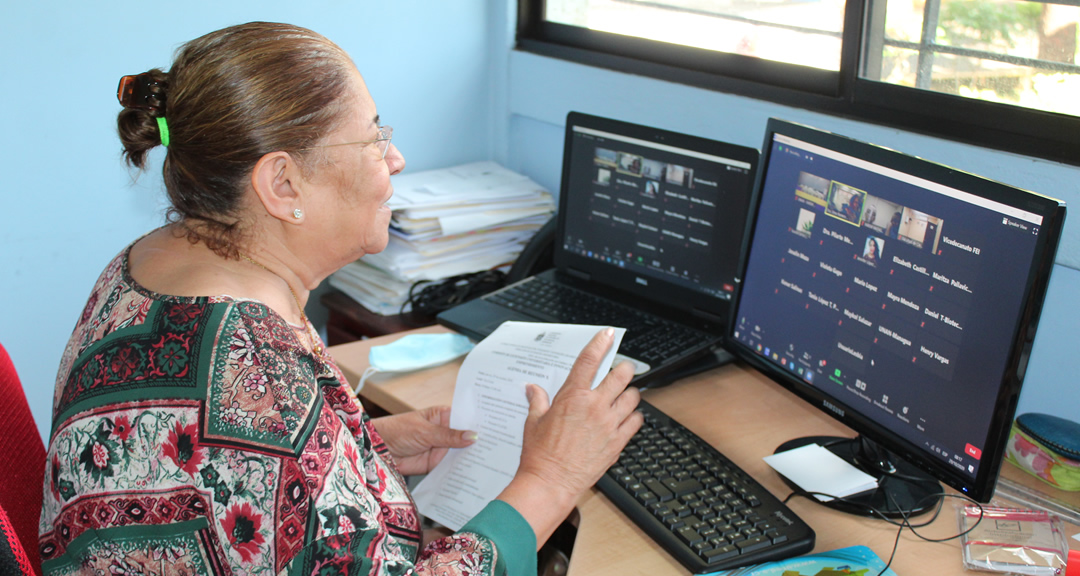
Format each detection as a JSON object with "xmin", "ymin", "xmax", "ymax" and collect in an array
[{"xmin": 727, "ymin": 119, "xmax": 1065, "ymax": 515}]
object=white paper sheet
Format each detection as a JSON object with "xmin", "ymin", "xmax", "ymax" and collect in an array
[
  {"xmin": 387, "ymin": 161, "xmax": 538, "ymax": 209},
  {"xmin": 763, "ymin": 443, "xmax": 878, "ymax": 502},
  {"xmin": 411, "ymin": 322, "xmax": 626, "ymax": 530},
  {"xmin": 438, "ymin": 205, "xmax": 554, "ymax": 236}
]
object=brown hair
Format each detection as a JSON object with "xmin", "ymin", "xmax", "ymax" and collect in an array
[{"xmin": 117, "ymin": 22, "xmax": 355, "ymax": 258}]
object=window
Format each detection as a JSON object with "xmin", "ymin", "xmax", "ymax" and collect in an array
[
  {"xmin": 544, "ymin": 0, "xmax": 847, "ymax": 72},
  {"xmin": 519, "ymin": 0, "xmax": 1080, "ymax": 166},
  {"xmin": 867, "ymin": 0, "xmax": 1080, "ymax": 116}
]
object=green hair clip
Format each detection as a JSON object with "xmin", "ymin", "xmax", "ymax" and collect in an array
[{"xmin": 157, "ymin": 116, "xmax": 170, "ymax": 147}]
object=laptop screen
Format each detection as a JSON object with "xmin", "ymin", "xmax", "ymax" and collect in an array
[{"xmin": 558, "ymin": 113, "xmax": 758, "ymax": 313}]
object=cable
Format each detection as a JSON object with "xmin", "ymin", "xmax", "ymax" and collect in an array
[
  {"xmin": 781, "ymin": 476, "xmax": 985, "ymax": 575},
  {"xmin": 876, "ymin": 496, "xmax": 906, "ymax": 576},
  {"xmin": 401, "ymin": 269, "xmax": 507, "ymax": 321}
]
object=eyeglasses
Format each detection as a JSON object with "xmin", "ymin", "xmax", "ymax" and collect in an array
[{"xmin": 303, "ymin": 125, "xmax": 393, "ymax": 159}]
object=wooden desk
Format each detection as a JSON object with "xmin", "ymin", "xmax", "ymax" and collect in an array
[{"xmin": 329, "ymin": 327, "xmax": 1079, "ymax": 575}]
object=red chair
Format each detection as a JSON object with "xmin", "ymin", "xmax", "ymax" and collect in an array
[{"xmin": 0, "ymin": 342, "xmax": 45, "ymax": 575}]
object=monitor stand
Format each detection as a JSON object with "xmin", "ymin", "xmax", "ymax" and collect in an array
[{"xmin": 774, "ymin": 435, "xmax": 944, "ymax": 518}]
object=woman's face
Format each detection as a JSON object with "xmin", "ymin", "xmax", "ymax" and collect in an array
[{"xmin": 304, "ymin": 70, "xmax": 405, "ymax": 267}]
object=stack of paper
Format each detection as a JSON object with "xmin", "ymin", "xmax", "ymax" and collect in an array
[
  {"xmin": 762, "ymin": 443, "xmax": 878, "ymax": 501},
  {"xmin": 329, "ymin": 161, "xmax": 555, "ymax": 315}
]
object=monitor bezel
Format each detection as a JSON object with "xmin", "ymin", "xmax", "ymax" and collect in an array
[
  {"xmin": 726, "ymin": 118, "xmax": 1066, "ymax": 502},
  {"xmin": 555, "ymin": 111, "xmax": 760, "ymax": 326}
]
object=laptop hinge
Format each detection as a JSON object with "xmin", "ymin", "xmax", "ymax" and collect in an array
[
  {"xmin": 692, "ymin": 308, "xmax": 725, "ymax": 324},
  {"xmin": 566, "ymin": 267, "xmax": 591, "ymax": 281}
]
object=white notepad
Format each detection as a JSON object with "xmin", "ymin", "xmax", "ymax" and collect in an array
[{"xmin": 763, "ymin": 443, "xmax": 878, "ymax": 502}]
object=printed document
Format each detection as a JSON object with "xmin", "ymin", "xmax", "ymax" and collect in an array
[{"xmin": 411, "ymin": 321, "xmax": 625, "ymax": 530}]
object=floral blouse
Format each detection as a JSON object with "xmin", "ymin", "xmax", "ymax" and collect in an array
[{"xmin": 39, "ymin": 246, "xmax": 535, "ymax": 576}]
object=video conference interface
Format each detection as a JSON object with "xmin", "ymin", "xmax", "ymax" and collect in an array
[
  {"xmin": 562, "ymin": 126, "xmax": 755, "ymax": 299},
  {"xmin": 733, "ymin": 134, "xmax": 1046, "ymax": 481}
]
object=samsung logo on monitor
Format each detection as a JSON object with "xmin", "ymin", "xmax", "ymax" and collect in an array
[{"xmin": 822, "ymin": 400, "xmax": 845, "ymax": 418}]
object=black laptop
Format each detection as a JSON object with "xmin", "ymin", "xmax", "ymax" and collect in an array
[{"xmin": 437, "ymin": 112, "xmax": 759, "ymax": 385}]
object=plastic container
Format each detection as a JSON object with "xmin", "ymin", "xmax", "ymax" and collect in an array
[{"xmin": 1005, "ymin": 413, "xmax": 1080, "ymax": 491}]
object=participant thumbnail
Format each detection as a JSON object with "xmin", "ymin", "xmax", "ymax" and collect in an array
[
  {"xmin": 795, "ymin": 172, "xmax": 829, "ymax": 206},
  {"xmin": 665, "ymin": 163, "xmax": 695, "ymax": 188},
  {"xmin": 643, "ymin": 180, "xmax": 659, "ymax": 198},
  {"xmin": 594, "ymin": 147, "xmax": 617, "ymax": 168},
  {"xmin": 898, "ymin": 208, "xmax": 944, "ymax": 251},
  {"xmin": 794, "ymin": 207, "xmax": 816, "ymax": 238},
  {"xmin": 859, "ymin": 235, "xmax": 884, "ymax": 266},
  {"xmin": 862, "ymin": 195, "xmax": 903, "ymax": 236},
  {"xmin": 641, "ymin": 158, "xmax": 666, "ymax": 180},
  {"xmin": 825, "ymin": 182, "xmax": 866, "ymax": 226},
  {"xmin": 596, "ymin": 168, "xmax": 612, "ymax": 186},
  {"xmin": 617, "ymin": 152, "xmax": 643, "ymax": 176},
  {"xmin": 885, "ymin": 211, "xmax": 902, "ymax": 238}
]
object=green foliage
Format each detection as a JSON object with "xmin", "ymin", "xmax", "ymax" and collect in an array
[{"xmin": 938, "ymin": 0, "xmax": 1042, "ymax": 49}]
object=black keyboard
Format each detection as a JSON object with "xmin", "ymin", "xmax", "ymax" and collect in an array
[
  {"xmin": 597, "ymin": 401, "xmax": 815, "ymax": 573},
  {"xmin": 485, "ymin": 277, "xmax": 716, "ymax": 366}
]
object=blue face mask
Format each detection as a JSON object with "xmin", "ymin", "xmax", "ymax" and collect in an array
[{"xmin": 358, "ymin": 333, "xmax": 475, "ymax": 390}]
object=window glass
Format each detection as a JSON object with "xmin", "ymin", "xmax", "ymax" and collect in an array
[
  {"xmin": 865, "ymin": 0, "xmax": 1080, "ymax": 116},
  {"xmin": 546, "ymin": 0, "xmax": 847, "ymax": 71},
  {"xmin": 526, "ymin": 0, "xmax": 1080, "ymax": 164}
]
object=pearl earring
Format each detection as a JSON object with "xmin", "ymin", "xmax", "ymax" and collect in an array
[{"xmin": 293, "ymin": 208, "xmax": 303, "ymax": 219}]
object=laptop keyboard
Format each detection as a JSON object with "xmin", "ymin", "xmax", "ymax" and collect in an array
[
  {"xmin": 597, "ymin": 401, "xmax": 816, "ymax": 573},
  {"xmin": 485, "ymin": 277, "xmax": 715, "ymax": 366}
]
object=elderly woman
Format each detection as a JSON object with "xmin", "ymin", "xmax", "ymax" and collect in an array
[{"xmin": 40, "ymin": 22, "xmax": 641, "ymax": 576}]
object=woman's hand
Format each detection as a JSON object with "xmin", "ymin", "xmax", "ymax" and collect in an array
[
  {"xmin": 372, "ymin": 406, "xmax": 477, "ymax": 476},
  {"xmin": 518, "ymin": 327, "xmax": 643, "ymax": 497},
  {"xmin": 497, "ymin": 328, "xmax": 643, "ymax": 547}
]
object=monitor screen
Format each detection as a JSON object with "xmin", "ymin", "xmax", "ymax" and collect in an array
[
  {"xmin": 558, "ymin": 113, "xmax": 757, "ymax": 310},
  {"xmin": 728, "ymin": 119, "xmax": 1065, "ymax": 506}
]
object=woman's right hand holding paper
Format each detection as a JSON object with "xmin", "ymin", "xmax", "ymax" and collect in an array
[{"xmin": 496, "ymin": 327, "xmax": 643, "ymax": 548}]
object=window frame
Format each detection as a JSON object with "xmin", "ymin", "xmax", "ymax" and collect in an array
[{"xmin": 516, "ymin": 0, "xmax": 1080, "ymax": 167}]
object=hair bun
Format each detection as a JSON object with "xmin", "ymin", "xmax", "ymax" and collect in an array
[{"xmin": 117, "ymin": 69, "xmax": 169, "ymax": 168}]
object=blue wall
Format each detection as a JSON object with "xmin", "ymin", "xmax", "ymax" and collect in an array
[
  {"xmin": 501, "ymin": 51, "xmax": 1080, "ymax": 421},
  {"xmin": 0, "ymin": 1, "xmax": 496, "ymax": 441}
]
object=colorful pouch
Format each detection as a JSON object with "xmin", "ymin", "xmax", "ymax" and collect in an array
[{"xmin": 1005, "ymin": 413, "xmax": 1080, "ymax": 491}]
